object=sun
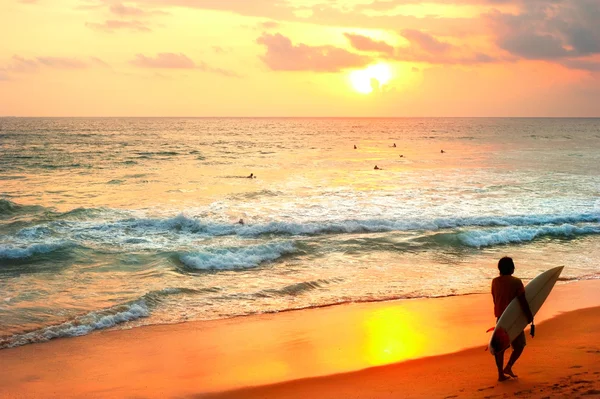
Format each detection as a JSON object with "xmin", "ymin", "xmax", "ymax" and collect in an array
[{"xmin": 349, "ymin": 63, "xmax": 392, "ymax": 94}]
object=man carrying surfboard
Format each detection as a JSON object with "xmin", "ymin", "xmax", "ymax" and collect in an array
[{"xmin": 491, "ymin": 257, "xmax": 534, "ymax": 382}]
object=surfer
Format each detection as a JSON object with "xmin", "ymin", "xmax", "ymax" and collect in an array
[
  {"xmin": 238, "ymin": 219, "xmax": 244, "ymax": 225},
  {"xmin": 393, "ymin": 143, "xmax": 397, "ymax": 147},
  {"xmin": 491, "ymin": 257, "xmax": 534, "ymax": 382},
  {"xmin": 374, "ymin": 165, "xmax": 381, "ymax": 170},
  {"xmin": 247, "ymin": 173, "xmax": 255, "ymax": 179},
  {"xmin": 354, "ymin": 145, "xmax": 357, "ymax": 149}
]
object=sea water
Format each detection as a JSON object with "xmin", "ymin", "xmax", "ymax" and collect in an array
[{"xmin": 1, "ymin": 117, "xmax": 599, "ymax": 348}]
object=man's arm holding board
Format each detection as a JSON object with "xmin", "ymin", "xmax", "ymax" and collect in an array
[{"xmin": 517, "ymin": 281, "xmax": 534, "ymax": 324}]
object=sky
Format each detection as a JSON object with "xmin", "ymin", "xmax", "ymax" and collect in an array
[{"xmin": 1, "ymin": 0, "xmax": 600, "ymax": 116}]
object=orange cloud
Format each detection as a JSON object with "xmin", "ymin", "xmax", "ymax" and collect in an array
[
  {"xmin": 36, "ymin": 57, "xmax": 87, "ymax": 69},
  {"xmin": 260, "ymin": 21, "xmax": 279, "ymax": 29},
  {"xmin": 256, "ymin": 33, "xmax": 372, "ymax": 72},
  {"xmin": 401, "ymin": 29, "xmax": 452, "ymax": 54},
  {"xmin": 341, "ymin": 32, "xmax": 496, "ymax": 65},
  {"xmin": 131, "ymin": 53, "xmax": 196, "ymax": 68},
  {"xmin": 8, "ymin": 56, "xmax": 39, "ymax": 73},
  {"xmin": 130, "ymin": 53, "xmax": 240, "ymax": 77},
  {"xmin": 109, "ymin": 3, "xmax": 167, "ymax": 17},
  {"xmin": 86, "ymin": 20, "xmax": 152, "ymax": 33},
  {"xmin": 5, "ymin": 55, "xmax": 95, "ymax": 72},
  {"xmin": 344, "ymin": 33, "xmax": 394, "ymax": 55}
]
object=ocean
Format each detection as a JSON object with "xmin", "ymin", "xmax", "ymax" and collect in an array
[{"xmin": 1, "ymin": 117, "xmax": 599, "ymax": 349}]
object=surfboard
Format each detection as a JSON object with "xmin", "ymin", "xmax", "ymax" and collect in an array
[{"xmin": 488, "ymin": 266, "xmax": 564, "ymax": 355}]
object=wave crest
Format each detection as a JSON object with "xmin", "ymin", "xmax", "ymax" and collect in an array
[
  {"xmin": 458, "ymin": 224, "xmax": 600, "ymax": 248},
  {"xmin": 0, "ymin": 301, "xmax": 150, "ymax": 349},
  {"xmin": 0, "ymin": 241, "xmax": 74, "ymax": 260},
  {"xmin": 179, "ymin": 241, "xmax": 297, "ymax": 270}
]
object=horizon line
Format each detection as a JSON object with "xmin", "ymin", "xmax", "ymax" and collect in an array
[{"xmin": 2, "ymin": 116, "xmax": 600, "ymax": 119}]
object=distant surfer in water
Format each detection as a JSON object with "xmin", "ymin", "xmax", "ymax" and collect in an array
[
  {"xmin": 441, "ymin": 150, "xmax": 445, "ymax": 153},
  {"xmin": 238, "ymin": 219, "xmax": 244, "ymax": 225},
  {"xmin": 491, "ymin": 257, "xmax": 534, "ymax": 382},
  {"xmin": 393, "ymin": 143, "xmax": 396, "ymax": 147},
  {"xmin": 354, "ymin": 145, "xmax": 357, "ymax": 149},
  {"xmin": 247, "ymin": 173, "xmax": 255, "ymax": 179},
  {"xmin": 374, "ymin": 165, "xmax": 381, "ymax": 170}
]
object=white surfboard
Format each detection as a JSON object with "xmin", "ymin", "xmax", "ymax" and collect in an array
[{"xmin": 489, "ymin": 266, "xmax": 564, "ymax": 355}]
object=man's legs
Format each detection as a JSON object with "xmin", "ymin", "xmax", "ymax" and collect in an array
[
  {"xmin": 504, "ymin": 331, "xmax": 526, "ymax": 378},
  {"xmin": 495, "ymin": 351, "xmax": 510, "ymax": 381}
]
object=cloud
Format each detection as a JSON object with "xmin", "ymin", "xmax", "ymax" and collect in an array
[
  {"xmin": 36, "ymin": 57, "xmax": 88, "ymax": 69},
  {"xmin": 131, "ymin": 53, "xmax": 196, "ymax": 68},
  {"xmin": 124, "ymin": 0, "xmax": 481, "ymax": 37},
  {"xmin": 86, "ymin": 20, "xmax": 152, "ymax": 33},
  {"xmin": 197, "ymin": 62, "xmax": 241, "ymax": 77},
  {"xmin": 401, "ymin": 29, "xmax": 452, "ymax": 54},
  {"xmin": 109, "ymin": 3, "xmax": 167, "ymax": 17},
  {"xmin": 4, "ymin": 55, "xmax": 93, "ymax": 73},
  {"xmin": 342, "ymin": 29, "xmax": 497, "ymax": 65},
  {"xmin": 485, "ymin": 0, "xmax": 600, "ymax": 60},
  {"xmin": 9, "ymin": 56, "xmax": 39, "ymax": 73},
  {"xmin": 560, "ymin": 59, "xmax": 600, "ymax": 72},
  {"xmin": 256, "ymin": 32, "xmax": 372, "ymax": 72},
  {"xmin": 260, "ymin": 20, "xmax": 279, "ymax": 29},
  {"xmin": 212, "ymin": 46, "xmax": 227, "ymax": 54},
  {"xmin": 130, "ymin": 53, "xmax": 240, "ymax": 76},
  {"xmin": 90, "ymin": 56, "xmax": 111, "ymax": 68},
  {"xmin": 344, "ymin": 33, "xmax": 394, "ymax": 55}
]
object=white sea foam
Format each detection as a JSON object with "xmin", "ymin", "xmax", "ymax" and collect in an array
[
  {"xmin": 459, "ymin": 224, "xmax": 600, "ymax": 248},
  {"xmin": 0, "ymin": 241, "xmax": 73, "ymax": 260},
  {"xmin": 36, "ymin": 212, "xmax": 600, "ymax": 240},
  {"xmin": 179, "ymin": 241, "xmax": 297, "ymax": 270},
  {"xmin": 2, "ymin": 301, "xmax": 149, "ymax": 349}
]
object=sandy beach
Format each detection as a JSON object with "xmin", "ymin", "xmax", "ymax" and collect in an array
[{"xmin": 1, "ymin": 280, "xmax": 599, "ymax": 399}]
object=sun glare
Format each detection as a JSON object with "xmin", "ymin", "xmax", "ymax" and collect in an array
[{"xmin": 350, "ymin": 63, "xmax": 393, "ymax": 94}]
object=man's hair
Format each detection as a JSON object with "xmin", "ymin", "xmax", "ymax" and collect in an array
[{"xmin": 498, "ymin": 256, "xmax": 515, "ymax": 275}]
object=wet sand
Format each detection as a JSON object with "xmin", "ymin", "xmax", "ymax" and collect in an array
[{"xmin": 1, "ymin": 280, "xmax": 599, "ymax": 398}]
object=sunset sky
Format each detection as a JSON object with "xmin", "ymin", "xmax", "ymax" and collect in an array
[{"xmin": 1, "ymin": 0, "xmax": 599, "ymax": 116}]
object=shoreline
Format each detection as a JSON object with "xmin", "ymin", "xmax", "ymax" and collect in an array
[
  {"xmin": 1, "ymin": 279, "xmax": 599, "ymax": 398},
  {"xmin": 1, "ymin": 278, "xmax": 594, "ymax": 351}
]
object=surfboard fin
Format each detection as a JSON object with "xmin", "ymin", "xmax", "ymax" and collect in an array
[{"xmin": 486, "ymin": 327, "xmax": 495, "ymax": 333}]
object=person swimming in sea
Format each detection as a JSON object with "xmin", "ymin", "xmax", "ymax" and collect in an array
[
  {"xmin": 399, "ymin": 155, "xmax": 404, "ymax": 158},
  {"xmin": 393, "ymin": 143, "xmax": 397, "ymax": 147},
  {"xmin": 441, "ymin": 150, "xmax": 445, "ymax": 153},
  {"xmin": 354, "ymin": 145, "xmax": 357, "ymax": 149},
  {"xmin": 374, "ymin": 165, "xmax": 381, "ymax": 170},
  {"xmin": 238, "ymin": 219, "xmax": 244, "ymax": 225},
  {"xmin": 247, "ymin": 173, "xmax": 256, "ymax": 179}
]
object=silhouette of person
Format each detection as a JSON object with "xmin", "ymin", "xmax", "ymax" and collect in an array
[
  {"xmin": 354, "ymin": 145, "xmax": 357, "ymax": 149},
  {"xmin": 247, "ymin": 173, "xmax": 255, "ymax": 178},
  {"xmin": 399, "ymin": 155, "xmax": 404, "ymax": 158},
  {"xmin": 238, "ymin": 219, "xmax": 244, "ymax": 225},
  {"xmin": 393, "ymin": 143, "xmax": 397, "ymax": 147},
  {"xmin": 374, "ymin": 165, "xmax": 380, "ymax": 170},
  {"xmin": 491, "ymin": 257, "xmax": 534, "ymax": 382},
  {"xmin": 441, "ymin": 150, "xmax": 445, "ymax": 153}
]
